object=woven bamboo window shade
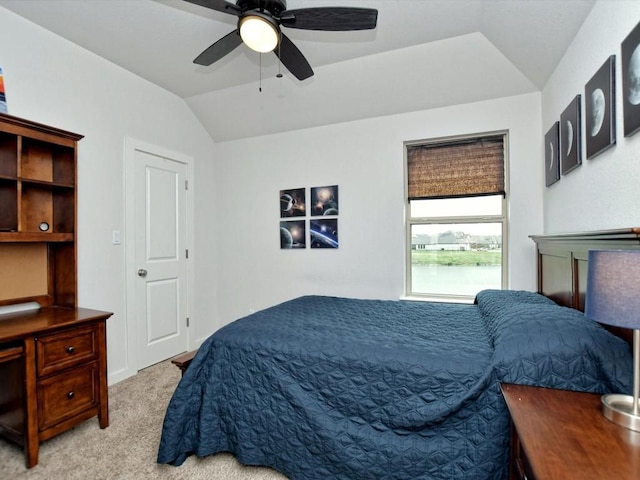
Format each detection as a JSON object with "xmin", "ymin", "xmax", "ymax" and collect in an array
[{"xmin": 407, "ymin": 136, "xmax": 505, "ymax": 200}]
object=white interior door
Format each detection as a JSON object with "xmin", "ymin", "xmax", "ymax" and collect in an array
[{"xmin": 134, "ymin": 149, "xmax": 188, "ymax": 369}]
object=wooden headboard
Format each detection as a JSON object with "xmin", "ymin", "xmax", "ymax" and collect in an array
[{"xmin": 530, "ymin": 227, "xmax": 640, "ymax": 345}]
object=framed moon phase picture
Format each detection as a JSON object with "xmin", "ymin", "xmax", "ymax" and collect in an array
[
  {"xmin": 622, "ymin": 20, "xmax": 640, "ymax": 137},
  {"xmin": 560, "ymin": 95, "xmax": 582, "ymax": 175},
  {"xmin": 544, "ymin": 121, "xmax": 560, "ymax": 187},
  {"xmin": 585, "ymin": 55, "xmax": 616, "ymax": 159}
]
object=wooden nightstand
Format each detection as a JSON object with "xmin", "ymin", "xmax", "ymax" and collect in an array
[{"xmin": 501, "ymin": 383, "xmax": 640, "ymax": 480}]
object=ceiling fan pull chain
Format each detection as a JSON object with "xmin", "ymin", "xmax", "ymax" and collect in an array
[
  {"xmin": 259, "ymin": 52, "xmax": 262, "ymax": 92},
  {"xmin": 277, "ymin": 39, "xmax": 283, "ymax": 78}
]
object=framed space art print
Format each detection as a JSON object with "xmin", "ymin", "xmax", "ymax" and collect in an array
[
  {"xmin": 544, "ymin": 121, "xmax": 560, "ymax": 187},
  {"xmin": 310, "ymin": 185, "xmax": 339, "ymax": 216},
  {"xmin": 585, "ymin": 55, "xmax": 616, "ymax": 158},
  {"xmin": 309, "ymin": 218, "xmax": 338, "ymax": 249},
  {"xmin": 280, "ymin": 187, "xmax": 305, "ymax": 217},
  {"xmin": 280, "ymin": 220, "xmax": 305, "ymax": 249},
  {"xmin": 622, "ymin": 20, "xmax": 640, "ymax": 136},
  {"xmin": 560, "ymin": 95, "xmax": 582, "ymax": 175}
]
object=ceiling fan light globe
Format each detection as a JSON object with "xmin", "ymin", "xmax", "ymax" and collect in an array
[{"xmin": 239, "ymin": 15, "xmax": 279, "ymax": 53}]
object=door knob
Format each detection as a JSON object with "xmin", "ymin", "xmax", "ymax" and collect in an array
[{"xmin": 137, "ymin": 269, "xmax": 148, "ymax": 277}]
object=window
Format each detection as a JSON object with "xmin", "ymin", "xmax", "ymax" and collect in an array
[{"xmin": 405, "ymin": 133, "xmax": 507, "ymax": 301}]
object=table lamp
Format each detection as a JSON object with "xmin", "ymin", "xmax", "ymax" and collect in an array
[{"xmin": 585, "ymin": 249, "xmax": 640, "ymax": 432}]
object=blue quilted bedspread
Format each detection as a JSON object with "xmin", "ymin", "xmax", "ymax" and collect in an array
[{"xmin": 157, "ymin": 291, "xmax": 632, "ymax": 479}]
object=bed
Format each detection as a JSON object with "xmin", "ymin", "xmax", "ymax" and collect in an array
[{"xmin": 157, "ymin": 228, "xmax": 639, "ymax": 479}]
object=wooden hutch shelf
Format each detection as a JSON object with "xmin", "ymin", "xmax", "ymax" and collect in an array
[{"xmin": 0, "ymin": 232, "xmax": 74, "ymax": 242}]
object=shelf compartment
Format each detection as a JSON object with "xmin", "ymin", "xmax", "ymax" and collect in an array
[
  {"xmin": 20, "ymin": 184, "xmax": 52, "ymax": 233},
  {"xmin": 0, "ymin": 179, "xmax": 17, "ymax": 231},
  {"xmin": 0, "ymin": 346, "xmax": 25, "ymax": 445},
  {"xmin": 51, "ymin": 243, "xmax": 76, "ymax": 308},
  {"xmin": 19, "ymin": 183, "xmax": 74, "ymax": 234},
  {"xmin": 52, "ymin": 187, "xmax": 74, "ymax": 234},
  {"xmin": 0, "ymin": 132, "xmax": 17, "ymax": 178},
  {"xmin": 20, "ymin": 138, "xmax": 75, "ymax": 186}
]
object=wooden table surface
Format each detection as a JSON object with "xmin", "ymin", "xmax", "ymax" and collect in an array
[{"xmin": 501, "ymin": 383, "xmax": 640, "ymax": 480}]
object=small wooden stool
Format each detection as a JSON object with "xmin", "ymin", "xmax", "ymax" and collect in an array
[{"xmin": 171, "ymin": 350, "xmax": 197, "ymax": 376}]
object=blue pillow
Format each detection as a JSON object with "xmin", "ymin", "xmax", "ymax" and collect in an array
[
  {"xmin": 475, "ymin": 289, "xmax": 557, "ymax": 337},
  {"xmin": 488, "ymin": 302, "xmax": 632, "ymax": 394}
]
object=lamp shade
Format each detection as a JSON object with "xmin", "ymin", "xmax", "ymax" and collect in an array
[
  {"xmin": 239, "ymin": 13, "xmax": 279, "ymax": 53},
  {"xmin": 585, "ymin": 250, "xmax": 640, "ymax": 329}
]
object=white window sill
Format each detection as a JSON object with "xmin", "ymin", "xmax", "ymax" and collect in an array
[{"xmin": 400, "ymin": 295, "xmax": 475, "ymax": 304}]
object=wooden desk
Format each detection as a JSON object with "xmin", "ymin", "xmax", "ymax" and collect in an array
[
  {"xmin": 501, "ymin": 383, "xmax": 640, "ymax": 480},
  {"xmin": 0, "ymin": 307, "xmax": 112, "ymax": 468}
]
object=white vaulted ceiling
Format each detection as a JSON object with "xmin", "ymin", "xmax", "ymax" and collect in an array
[{"xmin": 0, "ymin": 0, "xmax": 595, "ymax": 141}]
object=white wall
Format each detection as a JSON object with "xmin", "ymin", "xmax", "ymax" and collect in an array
[
  {"xmin": 542, "ymin": 0, "xmax": 640, "ymax": 233},
  {"xmin": 212, "ymin": 93, "xmax": 543, "ymax": 327},
  {"xmin": 0, "ymin": 8, "xmax": 218, "ymax": 383}
]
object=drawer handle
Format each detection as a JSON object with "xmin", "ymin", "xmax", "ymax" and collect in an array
[
  {"xmin": 67, "ymin": 391, "xmax": 75, "ymax": 400},
  {"xmin": 66, "ymin": 346, "xmax": 75, "ymax": 354}
]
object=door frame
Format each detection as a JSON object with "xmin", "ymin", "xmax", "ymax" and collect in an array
[{"xmin": 120, "ymin": 137, "xmax": 195, "ymax": 383}]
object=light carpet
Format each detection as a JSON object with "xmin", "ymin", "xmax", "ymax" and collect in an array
[{"xmin": 0, "ymin": 359, "xmax": 288, "ymax": 480}]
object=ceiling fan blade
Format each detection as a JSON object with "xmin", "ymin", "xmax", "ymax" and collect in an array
[
  {"xmin": 183, "ymin": 0, "xmax": 242, "ymax": 16},
  {"xmin": 274, "ymin": 33, "xmax": 313, "ymax": 81},
  {"xmin": 194, "ymin": 30, "xmax": 243, "ymax": 66},
  {"xmin": 280, "ymin": 7, "xmax": 378, "ymax": 31}
]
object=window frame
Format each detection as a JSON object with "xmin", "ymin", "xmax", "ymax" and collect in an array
[{"xmin": 404, "ymin": 131, "xmax": 509, "ymax": 302}]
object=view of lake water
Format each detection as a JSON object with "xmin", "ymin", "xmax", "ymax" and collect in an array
[{"xmin": 411, "ymin": 265, "xmax": 502, "ymax": 296}]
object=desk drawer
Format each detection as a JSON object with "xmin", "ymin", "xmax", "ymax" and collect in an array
[
  {"xmin": 36, "ymin": 326, "xmax": 98, "ymax": 377},
  {"xmin": 37, "ymin": 362, "xmax": 97, "ymax": 431}
]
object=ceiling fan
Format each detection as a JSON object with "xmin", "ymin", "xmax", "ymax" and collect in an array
[{"xmin": 184, "ymin": 0, "xmax": 378, "ymax": 81}]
